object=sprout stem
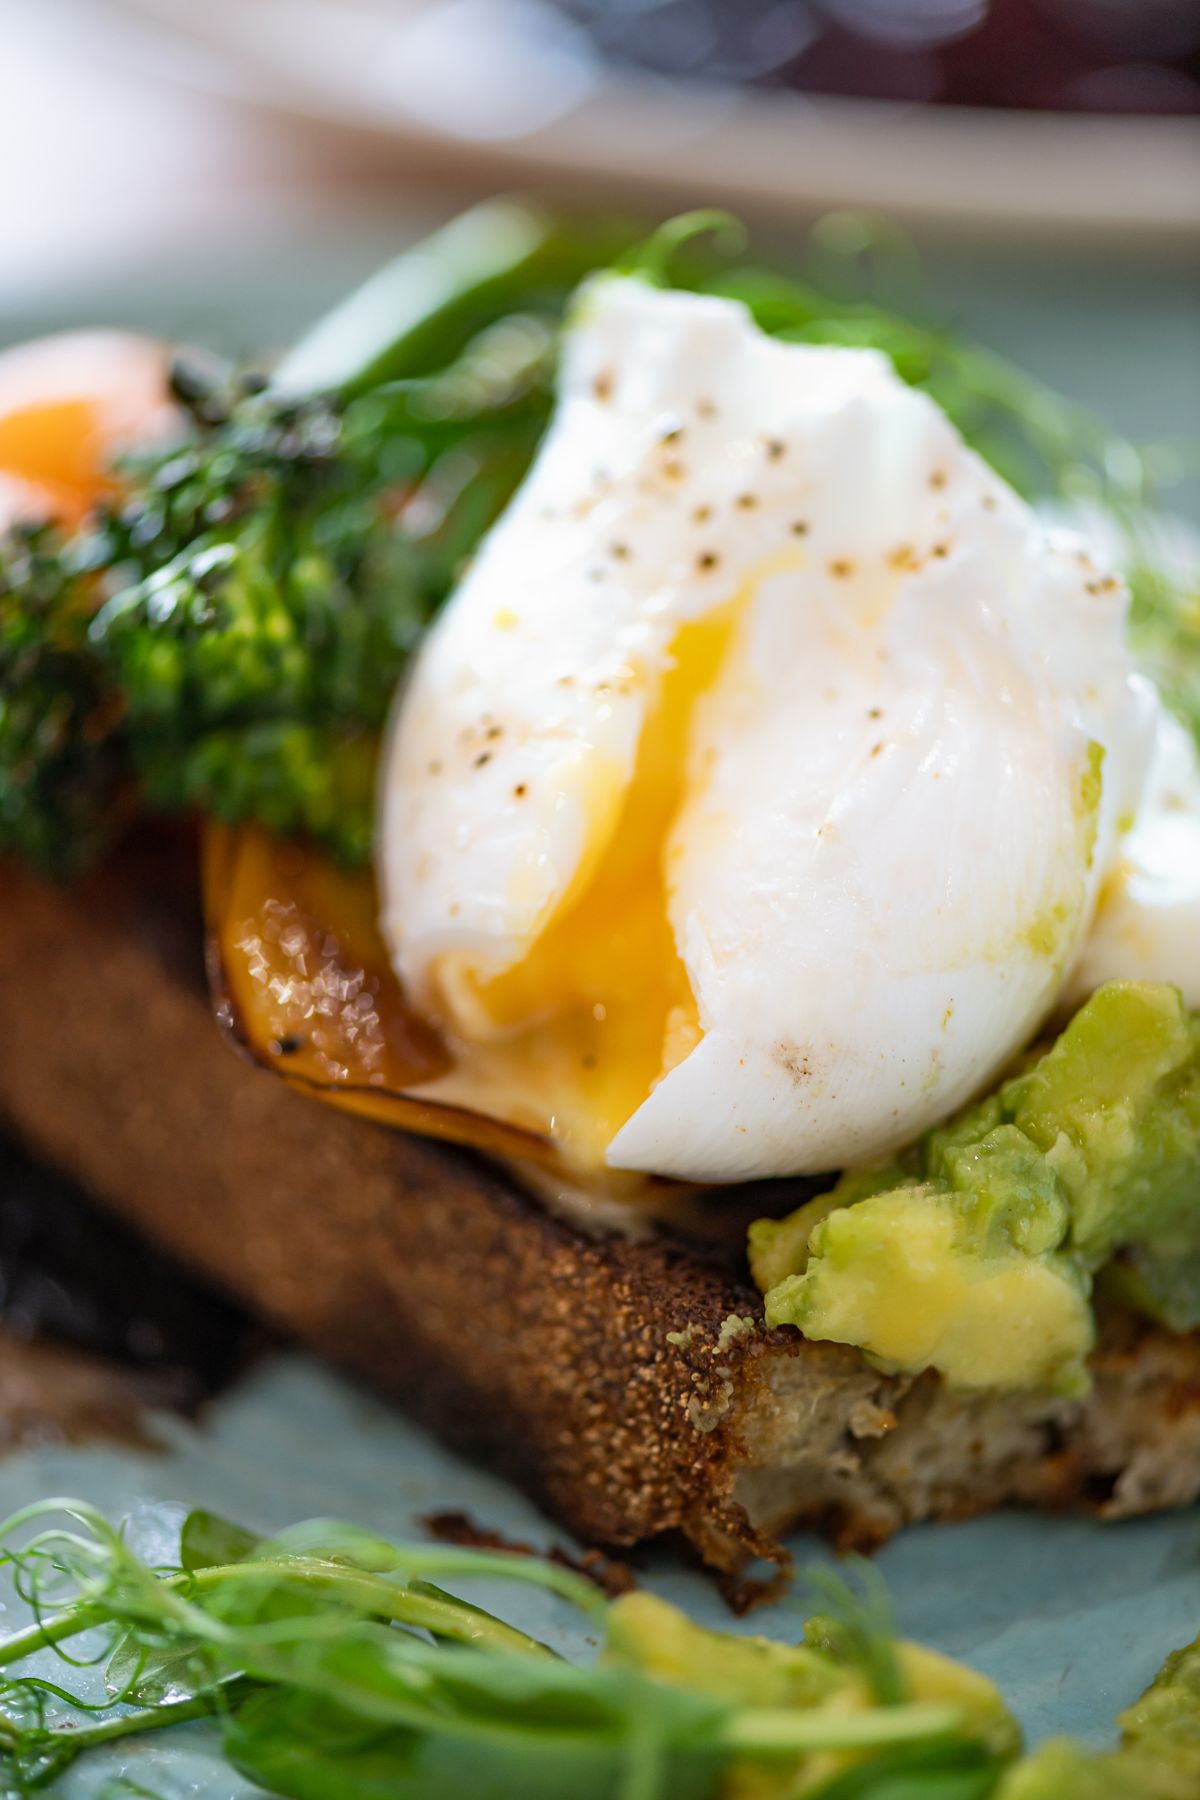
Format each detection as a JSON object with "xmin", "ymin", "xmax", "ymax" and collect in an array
[
  {"xmin": 0, "ymin": 1605, "xmax": 105, "ymax": 1669},
  {"xmin": 724, "ymin": 1701, "xmax": 962, "ymax": 1755},
  {"xmin": 43, "ymin": 1691, "xmax": 218, "ymax": 1752}
]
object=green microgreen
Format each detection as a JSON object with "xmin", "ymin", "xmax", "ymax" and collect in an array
[{"xmin": 0, "ymin": 1499, "xmax": 1001, "ymax": 1800}]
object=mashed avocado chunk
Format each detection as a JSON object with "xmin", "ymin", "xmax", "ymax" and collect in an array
[
  {"xmin": 750, "ymin": 982, "xmax": 1200, "ymax": 1392},
  {"xmin": 755, "ymin": 1179, "xmax": 1094, "ymax": 1394}
]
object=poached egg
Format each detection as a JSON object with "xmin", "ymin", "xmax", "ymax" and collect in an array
[{"xmin": 378, "ymin": 276, "xmax": 1189, "ymax": 1182}]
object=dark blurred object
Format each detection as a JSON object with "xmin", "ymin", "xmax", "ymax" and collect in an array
[
  {"xmin": 559, "ymin": 0, "xmax": 1200, "ymax": 113},
  {"xmin": 0, "ymin": 1130, "xmax": 258, "ymax": 1407}
]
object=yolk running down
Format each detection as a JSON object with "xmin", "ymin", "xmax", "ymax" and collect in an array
[{"xmin": 438, "ymin": 602, "xmax": 740, "ymax": 1168}]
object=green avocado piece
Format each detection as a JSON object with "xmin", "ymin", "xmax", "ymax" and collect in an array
[
  {"xmin": 751, "ymin": 982, "xmax": 1200, "ymax": 1391},
  {"xmin": 1120, "ymin": 1630, "xmax": 1200, "ymax": 1773},
  {"xmin": 1002, "ymin": 982, "xmax": 1200, "ymax": 1265},
  {"xmin": 997, "ymin": 1738, "xmax": 1200, "ymax": 1800},
  {"xmin": 605, "ymin": 1590, "xmax": 842, "ymax": 1709},
  {"xmin": 1101, "ymin": 1237, "xmax": 1200, "ymax": 1335},
  {"xmin": 748, "ymin": 1168, "xmax": 910, "ymax": 1297},
  {"xmin": 760, "ymin": 1175, "xmax": 1094, "ymax": 1393},
  {"xmin": 898, "ymin": 1645, "xmax": 1021, "ymax": 1763}
]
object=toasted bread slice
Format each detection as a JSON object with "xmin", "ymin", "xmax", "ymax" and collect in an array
[{"xmin": 2, "ymin": 835, "xmax": 1200, "ymax": 1574}]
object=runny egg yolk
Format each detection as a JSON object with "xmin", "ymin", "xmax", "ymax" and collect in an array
[{"xmin": 430, "ymin": 602, "xmax": 740, "ymax": 1166}]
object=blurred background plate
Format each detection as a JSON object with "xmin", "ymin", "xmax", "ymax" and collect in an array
[{"xmin": 105, "ymin": 0, "xmax": 1200, "ymax": 241}]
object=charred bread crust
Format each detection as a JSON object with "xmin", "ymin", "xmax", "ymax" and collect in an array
[{"xmin": 3, "ymin": 835, "xmax": 1200, "ymax": 1572}]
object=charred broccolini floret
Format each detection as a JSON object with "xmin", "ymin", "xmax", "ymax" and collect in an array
[{"xmin": 0, "ymin": 301, "xmax": 555, "ymax": 870}]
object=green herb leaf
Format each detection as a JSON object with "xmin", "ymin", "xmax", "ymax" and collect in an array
[
  {"xmin": 222, "ymin": 1682, "xmax": 724, "ymax": 1800},
  {"xmin": 179, "ymin": 1509, "xmax": 262, "ymax": 1575},
  {"xmin": 807, "ymin": 1737, "xmax": 1007, "ymax": 1799}
]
